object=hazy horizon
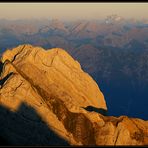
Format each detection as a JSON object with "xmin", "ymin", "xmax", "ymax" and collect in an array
[{"xmin": 0, "ymin": 3, "xmax": 148, "ymax": 21}]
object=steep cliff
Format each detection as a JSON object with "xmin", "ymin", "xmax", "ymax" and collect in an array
[{"xmin": 0, "ymin": 45, "xmax": 147, "ymax": 146}]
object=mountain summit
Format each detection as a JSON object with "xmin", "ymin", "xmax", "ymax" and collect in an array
[
  {"xmin": 0, "ymin": 45, "xmax": 147, "ymax": 146},
  {"xmin": 1, "ymin": 44, "xmax": 107, "ymax": 110}
]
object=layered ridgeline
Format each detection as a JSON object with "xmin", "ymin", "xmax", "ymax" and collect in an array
[{"xmin": 0, "ymin": 45, "xmax": 147, "ymax": 146}]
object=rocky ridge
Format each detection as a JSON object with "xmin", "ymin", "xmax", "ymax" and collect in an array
[{"xmin": 0, "ymin": 44, "xmax": 147, "ymax": 145}]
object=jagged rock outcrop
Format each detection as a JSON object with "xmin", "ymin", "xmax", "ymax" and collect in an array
[
  {"xmin": 0, "ymin": 44, "xmax": 147, "ymax": 146},
  {"xmin": 1, "ymin": 44, "xmax": 107, "ymax": 110}
]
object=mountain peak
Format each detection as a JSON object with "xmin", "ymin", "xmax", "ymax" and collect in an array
[
  {"xmin": 1, "ymin": 44, "xmax": 107, "ymax": 110},
  {"xmin": 0, "ymin": 44, "xmax": 147, "ymax": 146},
  {"xmin": 105, "ymin": 14, "xmax": 124, "ymax": 24}
]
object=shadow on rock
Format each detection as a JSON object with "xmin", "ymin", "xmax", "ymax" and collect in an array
[
  {"xmin": 0, "ymin": 102, "xmax": 70, "ymax": 146},
  {"xmin": 82, "ymin": 106, "xmax": 108, "ymax": 116}
]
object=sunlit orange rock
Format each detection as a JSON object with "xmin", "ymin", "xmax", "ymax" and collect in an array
[{"xmin": 0, "ymin": 44, "xmax": 147, "ymax": 146}]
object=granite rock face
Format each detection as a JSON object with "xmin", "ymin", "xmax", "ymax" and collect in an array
[
  {"xmin": 1, "ymin": 44, "xmax": 107, "ymax": 110},
  {"xmin": 0, "ymin": 44, "xmax": 147, "ymax": 146}
]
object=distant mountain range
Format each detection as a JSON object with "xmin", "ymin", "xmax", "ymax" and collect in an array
[{"xmin": 0, "ymin": 16, "xmax": 148, "ymax": 120}]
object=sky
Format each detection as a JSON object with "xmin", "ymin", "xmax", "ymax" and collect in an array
[{"xmin": 0, "ymin": 3, "xmax": 148, "ymax": 21}]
